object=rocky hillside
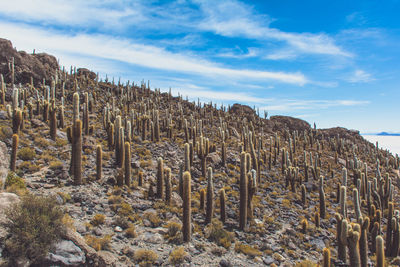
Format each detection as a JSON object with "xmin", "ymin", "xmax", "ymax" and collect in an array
[{"xmin": 0, "ymin": 38, "xmax": 399, "ymax": 267}]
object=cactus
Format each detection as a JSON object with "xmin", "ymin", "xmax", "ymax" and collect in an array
[
  {"xmin": 335, "ymin": 214, "xmax": 347, "ymax": 263},
  {"xmin": 301, "ymin": 184, "xmax": 306, "ymax": 207},
  {"xmin": 391, "ymin": 218, "xmax": 400, "ymax": 257},
  {"xmin": 220, "ymin": 189, "xmax": 226, "ymax": 224},
  {"xmin": 156, "ymin": 157, "xmax": 164, "ymax": 198},
  {"xmin": 0, "ymin": 74, "xmax": 5, "ymax": 105},
  {"xmin": 138, "ymin": 171, "xmax": 143, "ymax": 187},
  {"xmin": 386, "ymin": 202, "xmax": 393, "ymax": 255},
  {"xmin": 182, "ymin": 171, "xmax": 191, "ymax": 242},
  {"xmin": 322, "ymin": 247, "xmax": 330, "ymax": 267},
  {"xmin": 340, "ymin": 186, "xmax": 347, "ymax": 219},
  {"xmin": 199, "ymin": 188, "xmax": 205, "ymax": 212},
  {"xmin": 184, "ymin": 143, "xmax": 190, "ymax": 172},
  {"xmin": 315, "ymin": 210, "xmax": 320, "ymax": 228},
  {"xmin": 347, "ymin": 226, "xmax": 361, "ymax": 267},
  {"xmin": 12, "ymin": 108, "xmax": 22, "ymax": 135},
  {"xmin": 376, "ymin": 235, "xmax": 385, "ymax": 267},
  {"xmin": 59, "ymin": 105, "xmax": 65, "ymax": 129},
  {"xmin": 72, "ymin": 119, "xmax": 82, "ymax": 185},
  {"xmin": 239, "ymin": 151, "xmax": 248, "ymax": 230},
  {"xmin": 165, "ymin": 167, "xmax": 172, "ymax": 204},
  {"xmin": 49, "ymin": 106, "xmax": 57, "ymax": 140},
  {"xmin": 96, "ymin": 144, "xmax": 102, "ymax": 180},
  {"xmin": 10, "ymin": 134, "xmax": 18, "ymax": 171},
  {"xmin": 319, "ymin": 176, "xmax": 326, "ymax": 219},
  {"xmin": 124, "ymin": 142, "xmax": 131, "ymax": 186},
  {"xmin": 73, "ymin": 92, "xmax": 79, "ymax": 122},
  {"xmin": 359, "ymin": 217, "xmax": 369, "ymax": 267},
  {"xmin": 221, "ymin": 141, "xmax": 226, "ymax": 167},
  {"xmin": 353, "ymin": 188, "xmax": 362, "ymax": 221},
  {"xmin": 205, "ymin": 167, "xmax": 214, "ymax": 224},
  {"xmin": 301, "ymin": 218, "xmax": 308, "ymax": 233},
  {"xmin": 154, "ymin": 110, "xmax": 160, "ymax": 142}
]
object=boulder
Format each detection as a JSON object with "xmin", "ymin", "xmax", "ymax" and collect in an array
[
  {"xmin": 77, "ymin": 68, "xmax": 96, "ymax": 80},
  {"xmin": 46, "ymin": 240, "xmax": 86, "ymax": 266},
  {"xmin": 270, "ymin": 115, "xmax": 311, "ymax": 132},
  {"xmin": 0, "ymin": 38, "xmax": 59, "ymax": 86}
]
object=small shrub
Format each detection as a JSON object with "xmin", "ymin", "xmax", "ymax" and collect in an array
[
  {"xmin": 134, "ymin": 249, "xmax": 158, "ymax": 266},
  {"xmin": 57, "ymin": 192, "xmax": 71, "ymax": 204},
  {"xmin": 169, "ymin": 246, "xmax": 188, "ymax": 265},
  {"xmin": 295, "ymin": 260, "xmax": 318, "ymax": 267},
  {"xmin": 3, "ymin": 194, "xmax": 65, "ymax": 263},
  {"xmin": 62, "ymin": 214, "xmax": 75, "ymax": 230},
  {"xmin": 143, "ymin": 210, "xmax": 161, "ymax": 227},
  {"xmin": 4, "ymin": 172, "xmax": 25, "ymax": 193},
  {"xmin": 234, "ymin": 242, "xmax": 262, "ymax": 258},
  {"xmin": 49, "ymin": 160, "xmax": 63, "ymax": 170},
  {"xmin": 91, "ymin": 214, "xmax": 106, "ymax": 226},
  {"xmin": 118, "ymin": 202, "xmax": 133, "ymax": 216},
  {"xmin": 55, "ymin": 138, "xmax": 68, "ymax": 147},
  {"xmin": 164, "ymin": 221, "xmax": 182, "ymax": 244},
  {"xmin": 17, "ymin": 147, "xmax": 36, "ymax": 161},
  {"xmin": 85, "ymin": 235, "xmax": 112, "ymax": 251},
  {"xmin": 113, "ymin": 216, "xmax": 130, "ymax": 229},
  {"xmin": 205, "ymin": 218, "xmax": 235, "ymax": 249},
  {"xmin": 125, "ymin": 224, "xmax": 136, "ymax": 238},
  {"xmin": 34, "ymin": 137, "xmax": 50, "ymax": 148}
]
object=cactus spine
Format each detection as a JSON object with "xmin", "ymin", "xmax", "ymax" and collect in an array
[
  {"xmin": 205, "ymin": 167, "xmax": 214, "ymax": 224},
  {"xmin": 124, "ymin": 142, "xmax": 131, "ymax": 186},
  {"xmin": 199, "ymin": 188, "xmax": 205, "ymax": 212},
  {"xmin": 239, "ymin": 151, "xmax": 248, "ymax": 230},
  {"xmin": 10, "ymin": 134, "xmax": 18, "ymax": 171},
  {"xmin": 96, "ymin": 144, "xmax": 102, "ymax": 180},
  {"xmin": 156, "ymin": 157, "xmax": 164, "ymax": 198},
  {"xmin": 182, "ymin": 171, "xmax": 191, "ymax": 242}
]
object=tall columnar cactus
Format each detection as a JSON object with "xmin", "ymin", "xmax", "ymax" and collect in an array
[
  {"xmin": 301, "ymin": 184, "xmax": 306, "ymax": 207},
  {"xmin": 386, "ymin": 202, "xmax": 394, "ymax": 255},
  {"xmin": 205, "ymin": 167, "xmax": 214, "ymax": 224},
  {"xmin": 96, "ymin": 144, "xmax": 102, "ymax": 180},
  {"xmin": 10, "ymin": 134, "xmax": 18, "ymax": 171},
  {"xmin": 73, "ymin": 92, "xmax": 79, "ymax": 122},
  {"xmin": 49, "ymin": 105, "xmax": 57, "ymax": 140},
  {"xmin": 376, "ymin": 235, "xmax": 385, "ymax": 267},
  {"xmin": 12, "ymin": 108, "xmax": 22, "ymax": 135},
  {"xmin": 340, "ymin": 186, "xmax": 347, "ymax": 219},
  {"xmin": 72, "ymin": 119, "xmax": 82, "ymax": 185},
  {"xmin": 322, "ymin": 247, "xmax": 330, "ymax": 267},
  {"xmin": 220, "ymin": 189, "xmax": 226, "ymax": 224},
  {"xmin": 124, "ymin": 142, "xmax": 131, "ymax": 186},
  {"xmin": 138, "ymin": 171, "xmax": 143, "ymax": 187},
  {"xmin": 391, "ymin": 218, "xmax": 400, "ymax": 257},
  {"xmin": 156, "ymin": 157, "xmax": 164, "ymax": 199},
  {"xmin": 359, "ymin": 217, "xmax": 369, "ymax": 267},
  {"xmin": 239, "ymin": 151, "xmax": 248, "ymax": 230},
  {"xmin": 199, "ymin": 188, "xmax": 205, "ymax": 212},
  {"xmin": 182, "ymin": 171, "xmax": 191, "ymax": 242},
  {"xmin": 59, "ymin": 105, "xmax": 65, "ymax": 129},
  {"xmin": 335, "ymin": 214, "xmax": 347, "ymax": 263},
  {"xmin": 319, "ymin": 176, "xmax": 326, "ymax": 219},
  {"xmin": 165, "ymin": 167, "xmax": 172, "ymax": 204},
  {"xmin": 347, "ymin": 225, "xmax": 361, "ymax": 267},
  {"xmin": 221, "ymin": 141, "xmax": 226, "ymax": 167},
  {"xmin": 84, "ymin": 93, "xmax": 89, "ymax": 135},
  {"xmin": 184, "ymin": 143, "xmax": 190, "ymax": 172},
  {"xmin": 1, "ymin": 74, "xmax": 5, "ymax": 105},
  {"xmin": 154, "ymin": 110, "xmax": 160, "ymax": 142},
  {"xmin": 353, "ymin": 188, "xmax": 362, "ymax": 221}
]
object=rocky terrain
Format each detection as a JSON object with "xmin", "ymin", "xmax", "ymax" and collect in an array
[{"xmin": 0, "ymin": 38, "xmax": 399, "ymax": 266}]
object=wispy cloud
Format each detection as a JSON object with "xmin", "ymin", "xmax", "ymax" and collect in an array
[
  {"xmin": 196, "ymin": 0, "xmax": 352, "ymax": 57},
  {"xmin": 347, "ymin": 69, "xmax": 374, "ymax": 83},
  {"xmin": 261, "ymin": 99, "xmax": 369, "ymax": 112},
  {"xmin": 1, "ymin": 22, "xmax": 307, "ymax": 85}
]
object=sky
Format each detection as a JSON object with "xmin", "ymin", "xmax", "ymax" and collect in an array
[{"xmin": 0, "ymin": 0, "xmax": 399, "ymax": 133}]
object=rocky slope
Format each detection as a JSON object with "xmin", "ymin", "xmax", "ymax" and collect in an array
[{"xmin": 0, "ymin": 38, "xmax": 399, "ymax": 266}]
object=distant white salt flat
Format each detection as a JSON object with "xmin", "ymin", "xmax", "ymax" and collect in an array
[{"xmin": 362, "ymin": 135, "xmax": 400, "ymax": 156}]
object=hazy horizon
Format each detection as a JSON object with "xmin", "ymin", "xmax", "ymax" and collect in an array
[{"xmin": 1, "ymin": 0, "xmax": 399, "ymax": 133}]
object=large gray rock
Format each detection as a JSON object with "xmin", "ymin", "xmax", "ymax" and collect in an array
[
  {"xmin": 0, "ymin": 141, "xmax": 9, "ymax": 190},
  {"xmin": 47, "ymin": 240, "xmax": 86, "ymax": 266}
]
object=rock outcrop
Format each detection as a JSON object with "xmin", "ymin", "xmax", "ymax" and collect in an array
[{"xmin": 0, "ymin": 38, "xmax": 59, "ymax": 86}]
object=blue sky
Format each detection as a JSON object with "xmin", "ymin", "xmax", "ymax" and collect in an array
[{"xmin": 1, "ymin": 0, "xmax": 399, "ymax": 133}]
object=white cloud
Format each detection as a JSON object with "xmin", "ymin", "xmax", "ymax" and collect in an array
[
  {"xmin": 261, "ymin": 99, "xmax": 369, "ymax": 112},
  {"xmin": 347, "ymin": 70, "xmax": 374, "ymax": 83},
  {"xmin": 0, "ymin": 0, "xmax": 145, "ymax": 30},
  {"xmin": 0, "ymin": 22, "xmax": 307, "ymax": 85},
  {"xmin": 196, "ymin": 0, "xmax": 352, "ymax": 57}
]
